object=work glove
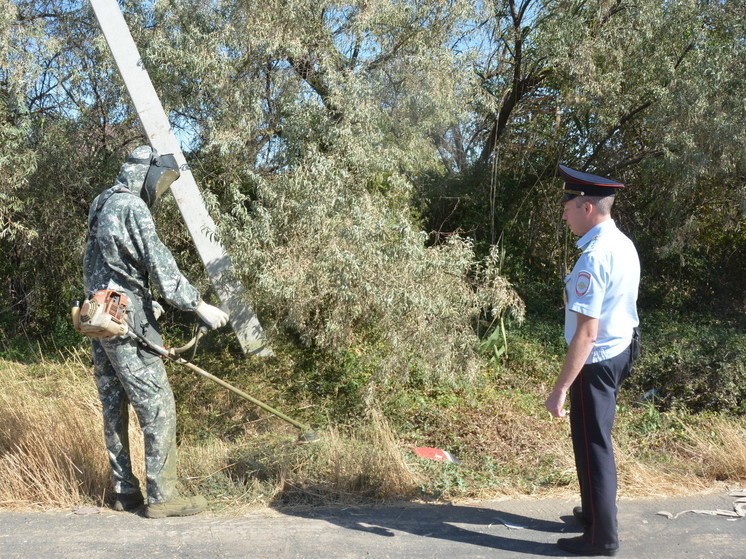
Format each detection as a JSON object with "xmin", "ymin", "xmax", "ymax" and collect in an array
[
  {"xmin": 152, "ymin": 300, "xmax": 164, "ymax": 321},
  {"xmin": 196, "ymin": 301, "xmax": 229, "ymax": 330}
]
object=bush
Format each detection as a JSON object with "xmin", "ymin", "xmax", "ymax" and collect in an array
[
  {"xmin": 625, "ymin": 311, "xmax": 746, "ymax": 413},
  {"xmin": 216, "ymin": 148, "xmax": 525, "ymax": 387}
]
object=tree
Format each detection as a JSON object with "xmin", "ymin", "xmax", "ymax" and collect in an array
[
  {"xmin": 1, "ymin": 0, "xmax": 526, "ymax": 387},
  {"xmin": 422, "ymin": 0, "xmax": 745, "ymax": 312},
  {"xmin": 141, "ymin": 0, "xmax": 525, "ymax": 384},
  {"xmin": 0, "ymin": 0, "xmax": 141, "ymax": 334},
  {"xmin": 1, "ymin": 0, "xmax": 742, "ymax": 368},
  {"xmin": 547, "ymin": 0, "xmax": 746, "ymax": 309}
]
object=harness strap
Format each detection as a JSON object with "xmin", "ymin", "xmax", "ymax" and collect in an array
[{"xmin": 88, "ymin": 186, "xmax": 135, "ymax": 234}]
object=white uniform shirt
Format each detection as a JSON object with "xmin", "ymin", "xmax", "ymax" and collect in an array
[{"xmin": 565, "ymin": 219, "xmax": 640, "ymax": 363}]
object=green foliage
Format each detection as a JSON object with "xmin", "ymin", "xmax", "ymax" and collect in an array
[
  {"xmin": 421, "ymin": 0, "xmax": 746, "ymax": 314},
  {"xmin": 625, "ymin": 311, "xmax": 746, "ymax": 414},
  {"xmin": 0, "ymin": 0, "xmax": 142, "ymax": 334},
  {"xmin": 478, "ymin": 316, "xmax": 508, "ymax": 372},
  {"xmin": 0, "ymin": 0, "xmax": 744, "ymax": 418},
  {"xmin": 1, "ymin": 0, "xmax": 745, "ymax": 515},
  {"xmin": 503, "ymin": 289, "xmax": 746, "ymax": 416},
  {"xmin": 629, "ymin": 400, "xmax": 664, "ymax": 437},
  {"xmin": 215, "ymin": 148, "xmax": 525, "ymax": 386}
]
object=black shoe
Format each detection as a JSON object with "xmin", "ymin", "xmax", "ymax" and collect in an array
[
  {"xmin": 573, "ymin": 506, "xmax": 590, "ymax": 527},
  {"xmin": 557, "ymin": 536, "xmax": 618, "ymax": 557},
  {"xmin": 111, "ymin": 492, "xmax": 145, "ymax": 511}
]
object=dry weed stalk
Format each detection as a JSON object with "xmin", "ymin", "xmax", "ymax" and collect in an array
[
  {"xmin": 0, "ymin": 355, "xmax": 144, "ymax": 509},
  {"xmin": 678, "ymin": 416, "xmax": 746, "ymax": 482},
  {"xmin": 329, "ymin": 408, "xmax": 422, "ymax": 499}
]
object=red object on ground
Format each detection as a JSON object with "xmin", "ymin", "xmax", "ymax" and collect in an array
[{"xmin": 413, "ymin": 447, "xmax": 459, "ymax": 463}]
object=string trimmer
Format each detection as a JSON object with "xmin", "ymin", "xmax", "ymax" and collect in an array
[{"xmin": 71, "ymin": 290, "xmax": 319, "ymax": 442}]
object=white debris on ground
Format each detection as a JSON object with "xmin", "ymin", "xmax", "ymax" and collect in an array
[{"xmin": 657, "ymin": 490, "xmax": 746, "ymax": 521}]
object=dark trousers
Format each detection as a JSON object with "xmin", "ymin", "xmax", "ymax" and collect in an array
[{"xmin": 569, "ymin": 346, "xmax": 632, "ymax": 548}]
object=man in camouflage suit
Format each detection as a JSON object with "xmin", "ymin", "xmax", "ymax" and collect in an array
[{"xmin": 83, "ymin": 145, "xmax": 229, "ymax": 518}]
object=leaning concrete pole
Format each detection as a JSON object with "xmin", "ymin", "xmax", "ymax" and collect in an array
[{"xmin": 89, "ymin": 0, "xmax": 271, "ymax": 356}]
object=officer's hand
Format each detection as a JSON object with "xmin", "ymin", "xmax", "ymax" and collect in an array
[
  {"xmin": 545, "ymin": 388, "xmax": 567, "ymax": 418},
  {"xmin": 196, "ymin": 301, "xmax": 229, "ymax": 329}
]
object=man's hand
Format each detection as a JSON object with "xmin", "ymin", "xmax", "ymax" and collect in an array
[
  {"xmin": 545, "ymin": 387, "xmax": 568, "ymax": 418},
  {"xmin": 152, "ymin": 300, "xmax": 164, "ymax": 321},
  {"xmin": 196, "ymin": 301, "xmax": 229, "ymax": 329},
  {"xmin": 545, "ymin": 312, "xmax": 597, "ymax": 418}
]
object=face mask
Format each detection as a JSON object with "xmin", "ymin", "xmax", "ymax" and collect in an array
[{"xmin": 141, "ymin": 152, "xmax": 180, "ymax": 207}]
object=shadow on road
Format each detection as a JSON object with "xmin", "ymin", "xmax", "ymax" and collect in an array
[{"xmin": 275, "ymin": 500, "xmax": 575, "ymax": 557}]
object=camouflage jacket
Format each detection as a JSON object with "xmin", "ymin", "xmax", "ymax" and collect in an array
[{"xmin": 83, "ymin": 157, "xmax": 201, "ymax": 317}]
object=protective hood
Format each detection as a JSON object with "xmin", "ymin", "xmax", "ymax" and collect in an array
[{"xmin": 116, "ymin": 145, "xmax": 180, "ymax": 208}]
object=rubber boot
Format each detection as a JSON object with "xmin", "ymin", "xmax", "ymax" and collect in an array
[{"xmin": 144, "ymin": 495, "xmax": 207, "ymax": 519}]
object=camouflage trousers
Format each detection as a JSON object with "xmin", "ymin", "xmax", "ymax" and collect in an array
[{"xmin": 92, "ymin": 338, "xmax": 177, "ymax": 504}]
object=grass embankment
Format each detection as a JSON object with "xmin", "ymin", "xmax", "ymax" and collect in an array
[{"xmin": 1, "ymin": 316, "xmax": 744, "ymax": 513}]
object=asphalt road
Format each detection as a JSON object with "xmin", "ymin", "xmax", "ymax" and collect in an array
[{"xmin": 1, "ymin": 492, "xmax": 743, "ymax": 558}]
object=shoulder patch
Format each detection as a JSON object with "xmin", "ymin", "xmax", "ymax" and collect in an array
[{"xmin": 575, "ymin": 271, "xmax": 591, "ymax": 297}]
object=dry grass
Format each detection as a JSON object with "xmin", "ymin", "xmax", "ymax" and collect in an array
[
  {"xmin": 676, "ymin": 415, "xmax": 746, "ymax": 482},
  {"xmin": 616, "ymin": 454, "xmax": 712, "ymax": 498},
  {"xmin": 295, "ymin": 408, "xmax": 423, "ymax": 502},
  {"xmin": 0, "ymin": 348, "xmax": 143, "ymax": 510},
  {"xmin": 178, "ymin": 408, "xmax": 423, "ymax": 512},
  {"xmin": 615, "ymin": 409, "xmax": 746, "ymax": 498},
  {"xmin": 0, "ymin": 350, "xmax": 422, "ymax": 513},
  {"xmin": 1, "ymin": 350, "xmax": 745, "ymax": 512}
]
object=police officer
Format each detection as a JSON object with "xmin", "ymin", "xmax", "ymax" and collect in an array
[
  {"xmin": 83, "ymin": 145, "xmax": 229, "ymax": 518},
  {"xmin": 545, "ymin": 165, "xmax": 640, "ymax": 556}
]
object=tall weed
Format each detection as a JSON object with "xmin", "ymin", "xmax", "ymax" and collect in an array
[
  {"xmin": 2, "ymin": 347, "xmax": 745, "ymax": 512},
  {"xmin": 0, "ymin": 349, "xmax": 143, "ymax": 509}
]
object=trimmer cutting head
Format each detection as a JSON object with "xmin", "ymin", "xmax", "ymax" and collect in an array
[{"xmin": 297, "ymin": 431, "xmax": 321, "ymax": 443}]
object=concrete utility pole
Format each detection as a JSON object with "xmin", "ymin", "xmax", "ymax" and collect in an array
[{"xmin": 89, "ymin": 0, "xmax": 271, "ymax": 356}]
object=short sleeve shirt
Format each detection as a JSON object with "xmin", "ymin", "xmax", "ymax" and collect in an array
[{"xmin": 565, "ymin": 219, "xmax": 640, "ymax": 363}]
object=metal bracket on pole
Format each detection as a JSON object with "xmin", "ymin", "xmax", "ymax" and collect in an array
[{"xmin": 89, "ymin": 0, "xmax": 271, "ymax": 356}]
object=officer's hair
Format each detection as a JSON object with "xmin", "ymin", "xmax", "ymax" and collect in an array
[{"xmin": 575, "ymin": 195, "xmax": 614, "ymax": 215}]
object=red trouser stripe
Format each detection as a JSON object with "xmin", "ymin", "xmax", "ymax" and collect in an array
[{"xmin": 579, "ymin": 372, "xmax": 596, "ymax": 545}]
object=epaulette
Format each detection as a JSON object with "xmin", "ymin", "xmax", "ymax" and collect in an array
[{"xmin": 582, "ymin": 234, "xmax": 601, "ymax": 253}]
